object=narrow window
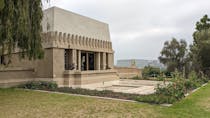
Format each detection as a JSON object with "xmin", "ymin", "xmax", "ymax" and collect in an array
[
  {"xmin": 0, "ymin": 55, "xmax": 4, "ymax": 65},
  {"xmin": 64, "ymin": 49, "xmax": 70, "ymax": 70}
]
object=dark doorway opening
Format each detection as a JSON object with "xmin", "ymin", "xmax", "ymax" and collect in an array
[
  {"xmin": 88, "ymin": 53, "xmax": 95, "ymax": 70},
  {"xmin": 64, "ymin": 49, "xmax": 71, "ymax": 70},
  {"xmin": 0, "ymin": 55, "xmax": 4, "ymax": 65},
  {"xmin": 81, "ymin": 52, "xmax": 95, "ymax": 71}
]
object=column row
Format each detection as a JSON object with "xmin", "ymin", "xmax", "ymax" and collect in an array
[{"xmin": 70, "ymin": 49, "xmax": 114, "ymax": 71}]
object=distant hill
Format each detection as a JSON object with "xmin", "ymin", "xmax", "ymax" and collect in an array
[{"xmin": 116, "ymin": 59, "xmax": 165, "ymax": 69}]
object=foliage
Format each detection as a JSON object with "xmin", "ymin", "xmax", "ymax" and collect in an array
[
  {"xmin": 154, "ymin": 71, "xmax": 209, "ymax": 103},
  {"xmin": 142, "ymin": 65, "xmax": 160, "ymax": 78},
  {"xmin": 18, "ymin": 81, "xmax": 58, "ymax": 90},
  {"xmin": 18, "ymin": 80, "xmax": 180, "ymax": 104},
  {"xmin": 190, "ymin": 14, "xmax": 210, "ymax": 77},
  {"xmin": 159, "ymin": 38, "xmax": 189, "ymax": 73},
  {"xmin": 0, "ymin": 0, "xmax": 4, "ymax": 10},
  {"xmin": 156, "ymin": 82, "xmax": 185, "ymax": 101},
  {"xmin": 0, "ymin": 0, "xmax": 44, "ymax": 65},
  {"xmin": 162, "ymin": 70, "xmax": 173, "ymax": 78}
]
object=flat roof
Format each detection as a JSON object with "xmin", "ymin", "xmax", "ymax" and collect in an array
[{"xmin": 42, "ymin": 7, "xmax": 111, "ymax": 41}]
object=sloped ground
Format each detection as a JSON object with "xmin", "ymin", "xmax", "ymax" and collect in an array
[{"xmin": 0, "ymin": 82, "xmax": 210, "ymax": 118}]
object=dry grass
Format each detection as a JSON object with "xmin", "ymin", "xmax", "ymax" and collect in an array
[
  {"xmin": 0, "ymin": 89, "xmax": 160, "ymax": 118},
  {"xmin": 1, "ymin": 83, "xmax": 210, "ymax": 118},
  {"xmin": 200, "ymin": 98, "xmax": 210, "ymax": 111}
]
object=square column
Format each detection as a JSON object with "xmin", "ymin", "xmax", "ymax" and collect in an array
[
  {"xmin": 86, "ymin": 52, "xmax": 89, "ymax": 70},
  {"xmin": 107, "ymin": 53, "xmax": 114, "ymax": 69},
  {"xmin": 77, "ymin": 50, "xmax": 81, "ymax": 71},
  {"xmin": 95, "ymin": 52, "xmax": 100, "ymax": 70},
  {"xmin": 72, "ymin": 49, "xmax": 77, "ymax": 70},
  {"xmin": 102, "ymin": 52, "xmax": 107, "ymax": 70}
]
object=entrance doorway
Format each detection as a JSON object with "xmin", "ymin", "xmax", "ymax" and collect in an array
[{"xmin": 88, "ymin": 53, "xmax": 94, "ymax": 70}]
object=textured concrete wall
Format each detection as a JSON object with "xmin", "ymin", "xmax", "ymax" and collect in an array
[
  {"xmin": 43, "ymin": 7, "xmax": 111, "ymax": 41},
  {"xmin": 3, "ymin": 53, "xmax": 35, "ymax": 69},
  {"xmin": 52, "ymin": 48, "xmax": 65, "ymax": 78},
  {"xmin": 35, "ymin": 49, "xmax": 53, "ymax": 78},
  {"xmin": 42, "ymin": 7, "xmax": 54, "ymax": 32},
  {"xmin": 52, "ymin": 48, "xmax": 65, "ymax": 86},
  {"xmin": 0, "ymin": 49, "xmax": 54, "ymax": 87},
  {"xmin": 63, "ymin": 70, "xmax": 119, "ymax": 87},
  {"xmin": 0, "ymin": 68, "xmax": 35, "ymax": 88},
  {"xmin": 115, "ymin": 67, "xmax": 142, "ymax": 79}
]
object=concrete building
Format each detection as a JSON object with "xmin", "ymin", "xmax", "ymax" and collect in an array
[
  {"xmin": 0, "ymin": 7, "xmax": 118, "ymax": 88},
  {"xmin": 117, "ymin": 59, "xmax": 165, "ymax": 69}
]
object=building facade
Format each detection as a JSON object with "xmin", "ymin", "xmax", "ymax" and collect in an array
[
  {"xmin": 117, "ymin": 59, "xmax": 165, "ymax": 69},
  {"xmin": 0, "ymin": 7, "xmax": 118, "ymax": 88}
]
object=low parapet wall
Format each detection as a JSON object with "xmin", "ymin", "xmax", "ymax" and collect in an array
[
  {"xmin": 114, "ymin": 67, "xmax": 142, "ymax": 79},
  {"xmin": 63, "ymin": 70, "xmax": 119, "ymax": 87},
  {"xmin": 0, "ymin": 67, "xmax": 35, "ymax": 88}
]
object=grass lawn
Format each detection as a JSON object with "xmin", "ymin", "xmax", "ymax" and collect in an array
[{"xmin": 1, "ymin": 83, "xmax": 210, "ymax": 118}]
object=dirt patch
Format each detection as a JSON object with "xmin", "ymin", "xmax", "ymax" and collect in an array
[{"xmin": 199, "ymin": 98, "xmax": 210, "ymax": 111}]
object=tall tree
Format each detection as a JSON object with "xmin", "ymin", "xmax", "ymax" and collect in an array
[
  {"xmin": 190, "ymin": 15, "xmax": 210, "ymax": 77},
  {"xmin": 0, "ymin": 0, "xmax": 44, "ymax": 65},
  {"xmin": 0, "ymin": 0, "xmax": 4, "ymax": 10},
  {"xmin": 159, "ymin": 38, "xmax": 188, "ymax": 73}
]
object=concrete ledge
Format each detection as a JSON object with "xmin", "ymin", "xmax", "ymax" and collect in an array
[
  {"xmin": 0, "ymin": 67, "xmax": 34, "ymax": 72},
  {"xmin": 64, "ymin": 69, "xmax": 117, "ymax": 75}
]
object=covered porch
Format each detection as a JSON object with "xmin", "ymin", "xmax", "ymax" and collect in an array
[
  {"xmin": 64, "ymin": 49, "xmax": 114, "ymax": 71},
  {"xmin": 62, "ymin": 49, "xmax": 118, "ymax": 87}
]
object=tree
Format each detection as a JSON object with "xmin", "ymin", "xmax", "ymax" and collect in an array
[
  {"xmin": 0, "ymin": 0, "xmax": 4, "ymax": 10},
  {"xmin": 0, "ymin": 0, "xmax": 44, "ymax": 65},
  {"xmin": 159, "ymin": 38, "xmax": 188, "ymax": 73},
  {"xmin": 190, "ymin": 15, "xmax": 210, "ymax": 77},
  {"xmin": 142, "ymin": 65, "xmax": 160, "ymax": 78}
]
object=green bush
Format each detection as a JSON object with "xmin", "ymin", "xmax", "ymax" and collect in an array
[
  {"xmin": 142, "ymin": 66, "xmax": 160, "ymax": 78},
  {"xmin": 56, "ymin": 87, "xmax": 137, "ymax": 100},
  {"xmin": 19, "ymin": 81, "xmax": 58, "ymax": 90},
  {"xmin": 157, "ymin": 76, "xmax": 165, "ymax": 81},
  {"xmin": 184, "ymin": 79, "xmax": 198, "ymax": 90},
  {"xmin": 154, "ymin": 71, "xmax": 209, "ymax": 103}
]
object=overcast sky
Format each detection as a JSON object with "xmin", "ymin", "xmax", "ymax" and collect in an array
[{"xmin": 44, "ymin": 0, "xmax": 210, "ymax": 62}]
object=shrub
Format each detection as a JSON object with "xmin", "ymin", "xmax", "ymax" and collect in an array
[
  {"xmin": 19, "ymin": 81, "xmax": 58, "ymax": 90},
  {"xmin": 142, "ymin": 66, "xmax": 160, "ymax": 78},
  {"xmin": 157, "ymin": 76, "xmax": 165, "ymax": 81},
  {"xmin": 154, "ymin": 71, "xmax": 209, "ymax": 103},
  {"xmin": 56, "ymin": 87, "xmax": 138, "ymax": 100},
  {"xmin": 184, "ymin": 79, "xmax": 198, "ymax": 90},
  {"xmin": 155, "ymin": 82, "xmax": 185, "ymax": 101}
]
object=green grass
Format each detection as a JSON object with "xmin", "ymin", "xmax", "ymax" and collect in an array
[{"xmin": 1, "ymin": 83, "xmax": 210, "ymax": 118}]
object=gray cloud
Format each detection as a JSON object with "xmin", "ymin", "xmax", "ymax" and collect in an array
[{"xmin": 45, "ymin": 0, "xmax": 210, "ymax": 63}]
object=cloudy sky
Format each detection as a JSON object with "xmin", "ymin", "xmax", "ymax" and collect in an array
[{"xmin": 44, "ymin": 0, "xmax": 210, "ymax": 62}]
